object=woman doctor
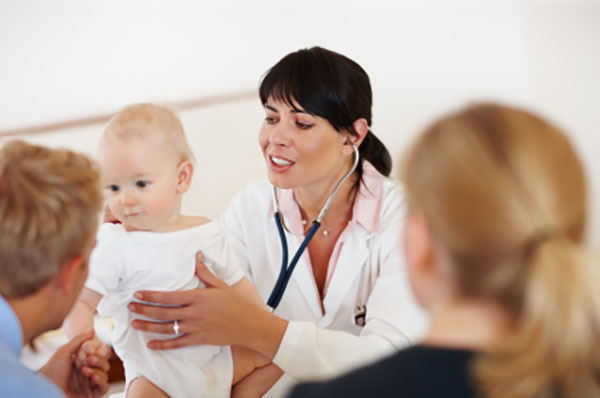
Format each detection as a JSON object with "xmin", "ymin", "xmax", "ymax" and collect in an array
[{"xmin": 128, "ymin": 46, "xmax": 426, "ymax": 396}]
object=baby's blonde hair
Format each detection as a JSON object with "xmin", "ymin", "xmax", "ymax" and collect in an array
[
  {"xmin": 101, "ymin": 103, "xmax": 195, "ymax": 163},
  {"xmin": 402, "ymin": 103, "xmax": 600, "ymax": 398},
  {"xmin": 0, "ymin": 140, "xmax": 103, "ymax": 298}
]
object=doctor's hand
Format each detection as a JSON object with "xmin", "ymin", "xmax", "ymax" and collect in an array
[{"xmin": 129, "ymin": 252, "xmax": 287, "ymax": 359}]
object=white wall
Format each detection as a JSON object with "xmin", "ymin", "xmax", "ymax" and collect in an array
[{"xmin": 1, "ymin": 0, "xmax": 599, "ymax": 249}]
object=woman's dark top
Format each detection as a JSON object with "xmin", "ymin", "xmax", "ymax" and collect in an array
[{"xmin": 289, "ymin": 345, "xmax": 477, "ymax": 398}]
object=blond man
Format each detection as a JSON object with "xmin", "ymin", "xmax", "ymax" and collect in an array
[{"xmin": 0, "ymin": 140, "xmax": 110, "ymax": 397}]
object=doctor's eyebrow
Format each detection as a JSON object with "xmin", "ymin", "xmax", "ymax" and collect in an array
[
  {"xmin": 290, "ymin": 108, "xmax": 308, "ymax": 114},
  {"xmin": 265, "ymin": 104, "xmax": 308, "ymax": 114}
]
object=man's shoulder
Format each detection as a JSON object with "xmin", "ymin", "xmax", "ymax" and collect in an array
[{"xmin": 0, "ymin": 353, "xmax": 63, "ymax": 398}]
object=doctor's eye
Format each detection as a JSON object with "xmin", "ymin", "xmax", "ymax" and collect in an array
[
  {"xmin": 108, "ymin": 185, "xmax": 120, "ymax": 192},
  {"xmin": 136, "ymin": 180, "xmax": 149, "ymax": 188},
  {"xmin": 296, "ymin": 121, "xmax": 313, "ymax": 130},
  {"xmin": 265, "ymin": 116, "xmax": 277, "ymax": 125}
]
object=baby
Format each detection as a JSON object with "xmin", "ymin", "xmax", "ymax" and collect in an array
[{"xmin": 64, "ymin": 104, "xmax": 270, "ymax": 397}]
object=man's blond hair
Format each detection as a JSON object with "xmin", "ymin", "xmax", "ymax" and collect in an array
[{"xmin": 0, "ymin": 140, "xmax": 103, "ymax": 298}]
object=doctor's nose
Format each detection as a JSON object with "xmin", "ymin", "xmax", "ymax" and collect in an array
[{"xmin": 268, "ymin": 123, "xmax": 291, "ymax": 146}]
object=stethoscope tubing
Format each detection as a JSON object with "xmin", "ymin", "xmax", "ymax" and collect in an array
[
  {"xmin": 267, "ymin": 215, "xmax": 321, "ymax": 309},
  {"xmin": 267, "ymin": 142, "xmax": 360, "ymax": 311}
]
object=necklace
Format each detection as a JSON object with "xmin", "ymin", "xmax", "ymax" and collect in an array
[{"xmin": 302, "ymin": 219, "xmax": 351, "ymax": 236}]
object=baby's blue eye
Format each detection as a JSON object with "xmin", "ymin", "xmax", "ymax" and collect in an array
[
  {"xmin": 136, "ymin": 181, "xmax": 149, "ymax": 188},
  {"xmin": 108, "ymin": 185, "xmax": 119, "ymax": 192}
]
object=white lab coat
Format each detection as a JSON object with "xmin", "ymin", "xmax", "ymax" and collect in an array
[{"xmin": 222, "ymin": 174, "xmax": 428, "ymax": 397}]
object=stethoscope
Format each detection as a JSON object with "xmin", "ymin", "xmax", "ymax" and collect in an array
[{"xmin": 266, "ymin": 142, "xmax": 360, "ymax": 310}]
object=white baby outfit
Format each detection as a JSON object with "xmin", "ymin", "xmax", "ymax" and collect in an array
[{"xmin": 85, "ymin": 221, "xmax": 244, "ymax": 397}]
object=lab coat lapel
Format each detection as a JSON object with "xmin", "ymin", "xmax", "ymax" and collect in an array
[
  {"xmin": 320, "ymin": 228, "xmax": 370, "ymax": 327},
  {"xmin": 286, "ymin": 232, "xmax": 324, "ymax": 319}
]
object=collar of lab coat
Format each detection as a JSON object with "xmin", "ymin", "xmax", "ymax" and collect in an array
[
  {"xmin": 275, "ymin": 160, "xmax": 384, "ymax": 234},
  {"xmin": 273, "ymin": 161, "xmax": 384, "ymax": 320}
]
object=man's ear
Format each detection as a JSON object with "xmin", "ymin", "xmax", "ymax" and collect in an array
[
  {"xmin": 54, "ymin": 255, "xmax": 86, "ymax": 295},
  {"xmin": 176, "ymin": 161, "xmax": 194, "ymax": 194},
  {"xmin": 342, "ymin": 118, "xmax": 369, "ymax": 156}
]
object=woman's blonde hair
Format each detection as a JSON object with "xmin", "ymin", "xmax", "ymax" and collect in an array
[
  {"xmin": 402, "ymin": 103, "xmax": 600, "ymax": 397},
  {"xmin": 0, "ymin": 140, "xmax": 103, "ymax": 298}
]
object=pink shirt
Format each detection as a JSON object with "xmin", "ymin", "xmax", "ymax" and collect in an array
[{"xmin": 276, "ymin": 161, "xmax": 384, "ymax": 297}]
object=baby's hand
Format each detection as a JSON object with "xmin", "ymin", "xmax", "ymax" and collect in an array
[{"xmin": 75, "ymin": 337, "xmax": 110, "ymax": 370}]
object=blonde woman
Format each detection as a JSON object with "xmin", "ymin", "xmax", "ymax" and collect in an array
[{"xmin": 291, "ymin": 103, "xmax": 600, "ymax": 398}]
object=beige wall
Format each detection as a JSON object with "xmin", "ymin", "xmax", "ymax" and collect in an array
[{"xmin": 1, "ymin": 0, "xmax": 599, "ymax": 250}]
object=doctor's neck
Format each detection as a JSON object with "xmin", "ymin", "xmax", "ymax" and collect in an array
[{"xmin": 293, "ymin": 170, "xmax": 358, "ymax": 227}]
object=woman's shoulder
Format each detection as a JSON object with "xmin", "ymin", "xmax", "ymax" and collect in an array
[
  {"xmin": 380, "ymin": 176, "xmax": 404, "ymax": 205},
  {"xmin": 222, "ymin": 180, "xmax": 275, "ymax": 229},
  {"xmin": 291, "ymin": 346, "xmax": 475, "ymax": 398},
  {"xmin": 376, "ymin": 176, "xmax": 405, "ymax": 228},
  {"xmin": 365, "ymin": 346, "xmax": 476, "ymax": 396},
  {"xmin": 227, "ymin": 180, "xmax": 274, "ymax": 212},
  {"xmin": 361, "ymin": 160, "xmax": 405, "ymax": 220},
  {"xmin": 236, "ymin": 180, "xmax": 272, "ymax": 197},
  {"xmin": 354, "ymin": 345, "xmax": 473, "ymax": 380}
]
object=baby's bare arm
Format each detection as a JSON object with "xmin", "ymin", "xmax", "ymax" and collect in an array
[
  {"xmin": 63, "ymin": 287, "xmax": 110, "ymax": 370},
  {"xmin": 63, "ymin": 287, "xmax": 103, "ymax": 338},
  {"xmin": 232, "ymin": 345, "xmax": 282, "ymax": 398},
  {"xmin": 232, "ymin": 362, "xmax": 283, "ymax": 398}
]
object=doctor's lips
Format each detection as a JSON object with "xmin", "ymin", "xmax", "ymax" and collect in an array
[{"xmin": 269, "ymin": 155, "xmax": 295, "ymax": 171}]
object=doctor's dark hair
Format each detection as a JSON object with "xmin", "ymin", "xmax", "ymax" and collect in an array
[{"xmin": 259, "ymin": 46, "xmax": 392, "ymax": 184}]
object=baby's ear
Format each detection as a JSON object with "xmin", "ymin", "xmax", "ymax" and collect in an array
[{"xmin": 176, "ymin": 161, "xmax": 194, "ymax": 193}]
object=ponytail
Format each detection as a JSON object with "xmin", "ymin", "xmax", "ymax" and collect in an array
[
  {"xmin": 474, "ymin": 237, "xmax": 600, "ymax": 398},
  {"xmin": 358, "ymin": 130, "xmax": 392, "ymax": 177},
  {"xmin": 403, "ymin": 102, "xmax": 597, "ymax": 397}
]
